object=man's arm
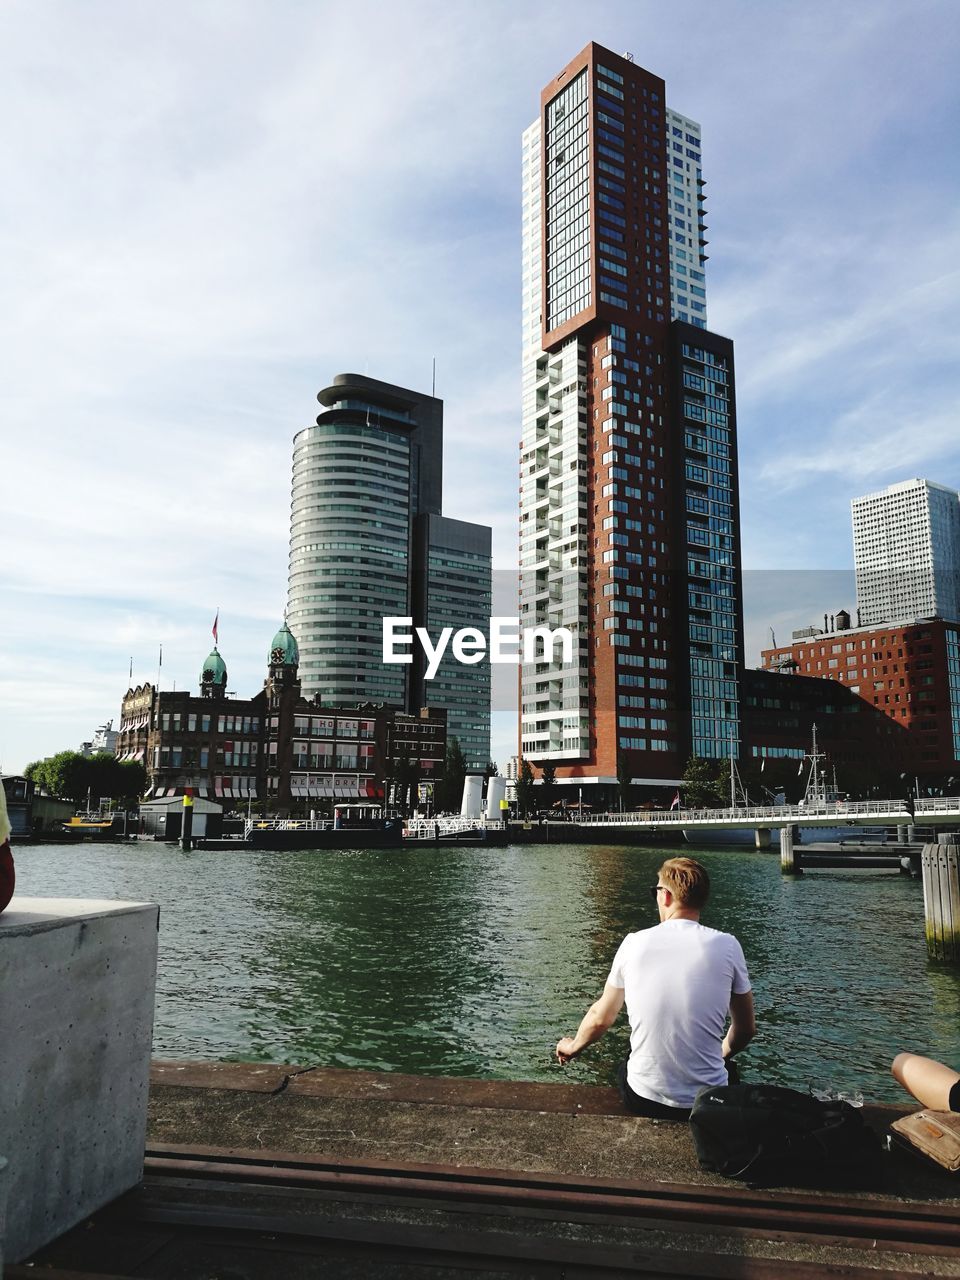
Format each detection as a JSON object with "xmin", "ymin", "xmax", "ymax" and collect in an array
[
  {"xmin": 556, "ymin": 983, "xmax": 625, "ymax": 1064},
  {"xmin": 722, "ymin": 990, "xmax": 756, "ymax": 1060}
]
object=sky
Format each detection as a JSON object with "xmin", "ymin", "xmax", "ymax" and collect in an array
[{"xmin": 2, "ymin": 0, "xmax": 959, "ymax": 773}]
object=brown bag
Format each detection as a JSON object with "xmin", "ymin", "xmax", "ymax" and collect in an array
[{"xmin": 891, "ymin": 1110, "xmax": 960, "ymax": 1172}]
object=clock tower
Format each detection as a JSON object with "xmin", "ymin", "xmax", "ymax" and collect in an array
[{"xmin": 199, "ymin": 647, "xmax": 228, "ymax": 700}]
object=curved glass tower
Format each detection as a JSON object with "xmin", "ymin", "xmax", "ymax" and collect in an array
[{"xmin": 287, "ymin": 374, "xmax": 492, "ymax": 766}]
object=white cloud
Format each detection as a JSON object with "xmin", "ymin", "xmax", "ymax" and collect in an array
[{"xmin": 2, "ymin": 0, "xmax": 959, "ymax": 770}]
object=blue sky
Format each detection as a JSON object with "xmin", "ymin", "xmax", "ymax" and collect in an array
[{"xmin": 2, "ymin": 0, "xmax": 959, "ymax": 773}]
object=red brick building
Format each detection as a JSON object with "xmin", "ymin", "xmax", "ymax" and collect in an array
[
  {"xmin": 115, "ymin": 624, "xmax": 446, "ymax": 814},
  {"xmin": 759, "ymin": 615, "xmax": 960, "ymax": 783}
]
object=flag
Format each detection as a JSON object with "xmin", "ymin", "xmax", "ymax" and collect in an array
[
  {"xmin": 212, "ymin": 610, "xmax": 219, "ymax": 645},
  {"xmin": 760, "ymin": 759, "xmax": 765, "ymax": 773},
  {"xmin": 797, "ymin": 759, "xmax": 805, "ymax": 776},
  {"xmin": 670, "ymin": 790, "xmax": 680, "ymax": 810}
]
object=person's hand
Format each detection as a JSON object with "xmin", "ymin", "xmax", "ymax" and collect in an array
[{"xmin": 556, "ymin": 1036, "xmax": 579, "ymax": 1064}]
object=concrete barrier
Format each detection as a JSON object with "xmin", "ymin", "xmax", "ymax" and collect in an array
[{"xmin": 0, "ymin": 897, "xmax": 159, "ymax": 1262}]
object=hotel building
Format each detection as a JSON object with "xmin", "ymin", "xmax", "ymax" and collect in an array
[
  {"xmin": 853, "ymin": 478, "xmax": 960, "ymax": 627},
  {"xmin": 287, "ymin": 373, "xmax": 492, "ymax": 767},
  {"xmin": 519, "ymin": 43, "xmax": 742, "ymax": 794}
]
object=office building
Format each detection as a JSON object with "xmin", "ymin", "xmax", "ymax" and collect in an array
[
  {"xmin": 519, "ymin": 43, "xmax": 742, "ymax": 795},
  {"xmin": 286, "ymin": 373, "xmax": 491, "ymax": 766},
  {"xmin": 760, "ymin": 614, "xmax": 960, "ymax": 779},
  {"xmin": 853, "ymin": 478, "xmax": 960, "ymax": 626}
]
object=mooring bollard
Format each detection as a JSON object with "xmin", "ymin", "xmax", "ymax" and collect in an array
[
  {"xmin": 921, "ymin": 834, "xmax": 960, "ymax": 963},
  {"xmin": 780, "ymin": 825, "xmax": 800, "ymax": 875}
]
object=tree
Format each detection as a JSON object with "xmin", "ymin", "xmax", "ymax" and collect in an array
[
  {"xmin": 540, "ymin": 762, "xmax": 557, "ymax": 813},
  {"xmin": 616, "ymin": 757, "xmax": 633, "ymax": 812},
  {"xmin": 515, "ymin": 758, "xmax": 536, "ymax": 818},
  {"xmin": 680, "ymin": 755, "xmax": 723, "ymax": 809},
  {"xmin": 38, "ymin": 751, "xmax": 91, "ymax": 805},
  {"xmin": 485, "ymin": 761, "xmax": 499, "ymax": 778},
  {"xmin": 435, "ymin": 737, "xmax": 467, "ymax": 813},
  {"xmin": 389, "ymin": 748, "xmax": 418, "ymax": 817},
  {"xmin": 20, "ymin": 751, "xmax": 146, "ymax": 809}
]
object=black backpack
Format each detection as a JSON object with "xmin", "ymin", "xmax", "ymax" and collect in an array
[{"xmin": 689, "ymin": 1083, "xmax": 881, "ymax": 1181}]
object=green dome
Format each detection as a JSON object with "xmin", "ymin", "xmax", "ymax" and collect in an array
[
  {"xmin": 269, "ymin": 622, "xmax": 299, "ymax": 666},
  {"xmin": 200, "ymin": 647, "xmax": 227, "ymax": 687}
]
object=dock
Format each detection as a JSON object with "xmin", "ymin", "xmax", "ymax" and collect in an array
[{"xmin": 12, "ymin": 1061, "xmax": 960, "ymax": 1277}]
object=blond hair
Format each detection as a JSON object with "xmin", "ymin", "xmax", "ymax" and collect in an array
[{"xmin": 659, "ymin": 856, "xmax": 710, "ymax": 909}]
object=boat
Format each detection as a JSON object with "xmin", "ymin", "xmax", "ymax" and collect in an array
[
  {"xmin": 683, "ymin": 727, "xmax": 876, "ymax": 849},
  {"xmin": 242, "ymin": 804, "xmax": 403, "ymax": 849},
  {"xmin": 61, "ymin": 815, "xmax": 121, "ymax": 840},
  {"xmin": 403, "ymin": 817, "xmax": 508, "ymax": 845}
]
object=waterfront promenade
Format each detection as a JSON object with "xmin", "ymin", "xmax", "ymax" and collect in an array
[{"xmin": 17, "ymin": 1060, "xmax": 960, "ymax": 1277}]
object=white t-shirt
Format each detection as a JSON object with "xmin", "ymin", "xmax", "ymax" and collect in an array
[{"xmin": 607, "ymin": 918, "xmax": 751, "ymax": 1109}]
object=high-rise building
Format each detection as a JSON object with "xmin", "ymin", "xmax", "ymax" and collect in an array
[
  {"xmin": 519, "ymin": 43, "xmax": 742, "ymax": 795},
  {"xmin": 852, "ymin": 478, "xmax": 960, "ymax": 626},
  {"xmin": 287, "ymin": 373, "xmax": 491, "ymax": 767}
]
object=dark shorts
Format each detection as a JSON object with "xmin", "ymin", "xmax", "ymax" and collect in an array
[
  {"xmin": 0, "ymin": 840, "xmax": 14, "ymax": 915},
  {"xmin": 616, "ymin": 1058, "xmax": 691, "ymax": 1121},
  {"xmin": 950, "ymin": 1080, "xmax": 960, "ymax": 1113}
]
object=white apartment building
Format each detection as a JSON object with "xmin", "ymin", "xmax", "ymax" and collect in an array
[{"xmin": 852, "ymin": 478, "xmax": 960, "ymax": 625}]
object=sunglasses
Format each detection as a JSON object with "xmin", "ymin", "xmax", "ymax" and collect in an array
[{"xmin": 648, "ymin": 884, "xmax": 667, "ymax": 899}]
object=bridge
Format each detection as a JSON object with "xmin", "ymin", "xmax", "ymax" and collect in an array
[{"xmin": 577, "ymin": 795, "xmax": 960, "ymax": 833}]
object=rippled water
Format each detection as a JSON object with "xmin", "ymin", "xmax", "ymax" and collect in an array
[{"xmin": 12, "ymin": 840, "xmax": 959, "ymax": 1102}]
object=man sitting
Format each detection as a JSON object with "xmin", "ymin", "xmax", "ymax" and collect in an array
[{"xmin": 555, "ymin": 856, "xmax": 756, "ymax": 1118}]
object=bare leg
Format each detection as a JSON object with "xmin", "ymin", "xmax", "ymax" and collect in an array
[{"xmin": 891, "ymin": 1052, "xmax": 960, "ymax": 1111}]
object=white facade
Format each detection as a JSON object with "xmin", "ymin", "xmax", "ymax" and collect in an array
[
  {"xmin": 665, "ymin": 109, "xmax": 708, "ymax": 328},
  {"xmin": 519, "ymin": 118, "xmax": 591, "ymax": 761},
  {"xmin": 852, "ymin": 478, "xmax": 960, "ymax": 625}
]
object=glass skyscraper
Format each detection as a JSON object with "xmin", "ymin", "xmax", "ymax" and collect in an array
[{"xmin": 288, "ymin": 373, "xmax": 492, "ymax": 767}]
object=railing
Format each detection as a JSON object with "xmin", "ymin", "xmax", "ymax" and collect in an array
[
  {"xmin": 404, "ymin": 818, "xmax": 505, "ymax": 839},
  {"xmin": 577, "ymin": 798, "xmax": 917, "ymax": 827},
  {"xmin": 915, "ymin": 795, "xmax": 960, "ymax": 814},
  {"xmin": 244, "ymin": 819, "xmax": 334, "ymax": 836}
]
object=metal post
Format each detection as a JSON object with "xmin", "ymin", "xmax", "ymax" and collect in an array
[
  {"xmin": 780, "ymin": 825, "xmax": 800, "ymax": 875},
  {"xmin": 921, "ymin": 834, "xmax": 960, "ymax": 963},
  {"xmin": 180, "ymin": 792, "xmax": 194, "ymax": 851}
]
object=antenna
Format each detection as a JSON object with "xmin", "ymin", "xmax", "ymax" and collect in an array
[{"xmin": 623, "ymin": 51, "xmax": 634, "ymax": 62}]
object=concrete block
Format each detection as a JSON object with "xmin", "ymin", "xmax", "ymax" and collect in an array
[{"xmin": 0, "ymin": 897, "xmax": 159, "ymax": 1262}]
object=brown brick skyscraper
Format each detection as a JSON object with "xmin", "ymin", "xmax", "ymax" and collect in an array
[{"xmin": 519, "ymin": 43, "xmax": 743, "ymax": 801}]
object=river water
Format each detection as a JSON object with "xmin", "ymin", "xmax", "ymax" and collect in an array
[{"xmin": 12, "ymin": 840, "xmax": 960, "ymax": 1102}]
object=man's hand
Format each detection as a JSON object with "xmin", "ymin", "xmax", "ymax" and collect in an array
[
  {"xmin": 555, "ymin": 985, "xmax": 625, "ymax": 1066},
  {"xmin": 556, "ymin": 1036, "xmax": 579, "ymax": 1065}
]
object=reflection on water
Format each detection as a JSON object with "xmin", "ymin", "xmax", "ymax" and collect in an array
[{"xmin": 12, "ymin": 841, "xmax": 959, "ymax": 1102}]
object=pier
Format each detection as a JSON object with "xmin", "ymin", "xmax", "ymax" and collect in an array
[{"xmin": 9, "ymin": 1061, "xmax": 960, "ymax": 1278}]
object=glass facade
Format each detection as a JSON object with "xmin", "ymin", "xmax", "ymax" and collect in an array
[
  {"xmin": 545, "ymin": 70, "xmax": 591, "ymax": 331},
  {"xmin": 948, "ymin": 629, "xmax": 960, "ymax": 760},
  {"xmin": 423, "ymin": 529, "xmax": 492, "ymax": 768},
  {"xmin": 288, "ymin": 419, "xmax": 412, "ymax": 705},
  {"xmin": 681, "ymin": 340, "xmax": 740, "ymax": 759}
]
